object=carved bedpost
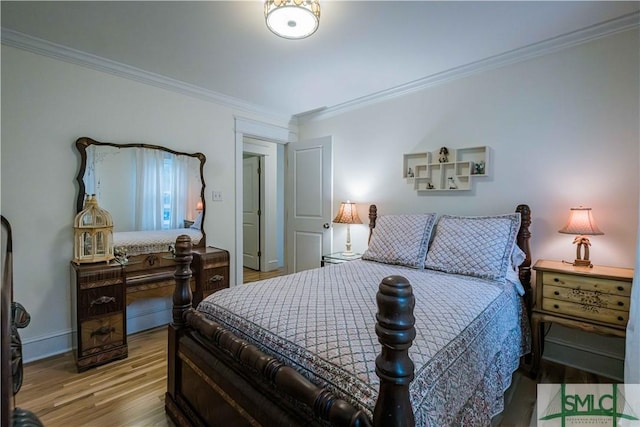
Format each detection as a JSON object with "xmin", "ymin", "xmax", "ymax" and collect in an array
[
  {"xmin": 172, "ymin": 235, "xmax": 193, "ymax": 327},
  {"xmin": 368, "ymin": 205, "xmax": 378, "ymax": 245},
  {"xmin": 167, "ymin": 235, "xmax": 193, "ymax": 405},
  {"xmin": 515, "ymin": 204, "xmax": 532, "ymax": 316},
  {"xmin": 373, "ymin": 275, "xmax": 416, "ymax": 427}
]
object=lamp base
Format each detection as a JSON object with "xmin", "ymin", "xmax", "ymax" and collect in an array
[
  {"xmin": 571, "ymin": 259, "xmax": 593, "ymax": 268},
  {"xmin": 342, "ymin": 250, "xmax": 355, "ymax": 257}
]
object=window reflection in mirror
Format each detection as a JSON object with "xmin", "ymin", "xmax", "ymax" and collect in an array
[{"xmin": 76, "ymin": 138, "xmax": 205, "ymax": 233}]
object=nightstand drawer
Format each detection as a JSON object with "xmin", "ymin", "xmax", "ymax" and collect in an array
[
  {"xmin": 542, "ymin": 272, "xmax": 630, "ymax": 297},
  {"xmin": 78, "ymin": 284, "xmax": 125, "ymax": 318},
  {"xmin": 202, "ymin": 267, "xmax": 228, "ymax": 292},
  {"xmin": 80, "ymin": 313, "xmax": 125, "ymax": 356},
  {"xmin": 542, "ymin": 298, "xmax": 629, "ymax": 327},
  {"xmin": 543, "ymin": 284, "xmax": 630, "ymax": 312}
]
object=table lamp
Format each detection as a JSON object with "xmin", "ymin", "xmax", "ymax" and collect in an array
[
  {"xmin": 332, "ymin": 201, "xmax": 362, "ymax": 256},
  {"xmin": 558, "ymin": 206, "xmax": 603, "ymax": 267}
]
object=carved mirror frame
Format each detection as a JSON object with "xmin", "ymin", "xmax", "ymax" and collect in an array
[{"xmin": 74, "ymin": 136, "xmax": 206, "ymax": 245}]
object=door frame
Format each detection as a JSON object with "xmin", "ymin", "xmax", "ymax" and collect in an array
[{"xmin": 235, "ymin": 117, "xmax": 292, "ymax": 286}]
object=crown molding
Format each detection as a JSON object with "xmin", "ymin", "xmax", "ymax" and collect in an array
[
  {"xmin": 3, "ymin": 10, "xmax": 638, "ymax": 126},
  {"xmin": 1, "ymin": 27, "xmax": 291, "ymax": 123},
  {"xmin": 295, "ymin": 11, "xmax": 640, "ymax": 123}
]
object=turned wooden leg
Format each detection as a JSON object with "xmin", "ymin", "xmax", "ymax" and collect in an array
[{"xmin": 531, "ymin": 314, "xmax": 543, "ymax": 378}]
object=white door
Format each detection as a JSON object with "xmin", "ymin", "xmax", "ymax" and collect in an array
[
  {"xmin": 286, "ymin": 137, "xmax": 332, "ymax": 273},
  {"xmin": 243, "ymin": 156, "xmax": 260, "ymax": 270}
]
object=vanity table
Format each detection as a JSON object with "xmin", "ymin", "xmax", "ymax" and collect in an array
[{"xmin": 71, "ymin": 246, "xmax": 229, "ymax": 371}]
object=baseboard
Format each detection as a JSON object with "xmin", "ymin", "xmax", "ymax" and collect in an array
[
  {"xmin": 21, "ymin": 304, "xmax": 171, "ymax": 363},
  {"xmin": 22, "ymin": 329, "xmax": 74, "ymax": 363},
  {"xmin": 127, "ymin": 305, "xmax": 171, "ymax": 334},
  {"xmin": 265, "ymin": 259, "xmax": 281, "ymax": 271}
]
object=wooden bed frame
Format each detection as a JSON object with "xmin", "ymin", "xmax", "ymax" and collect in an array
[{"xmin": 165, "ymin": 204, "xmax": 532, "ymax": 427}]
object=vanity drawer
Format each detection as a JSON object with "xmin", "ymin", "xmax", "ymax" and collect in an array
[
  {"xmin": 124, "ymin": 252, "xmax": 177, "ymax": 273},
  {"xmin": 79, "ymin": 313, "xmax": 125, "ymax": 356},
  {"xmin": 192, "ymin": 246, "xmax": 230, "ymax": 305},
  {"xmin": 78, "ymin": 283, "xmax": 125, "ymax": 318},
  {"xmin": 202, "ymin": 267, "xmax": 228, "ymax": 292}
]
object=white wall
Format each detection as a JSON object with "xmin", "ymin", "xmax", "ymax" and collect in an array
[
  {"xmin": 2, "ymin": 28, "xmax": 638, "ymax": 364},
  {"xmin": 300, "ymin": 30, "xmax": 639, "ymax": 270},
  {"xmin": 1, "ymin": 46, "xmax": 289, "ymax": 361}
]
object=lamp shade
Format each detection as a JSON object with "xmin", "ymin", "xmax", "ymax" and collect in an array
[
  {"xmin": 558, "ymin": 206, "xmax": 603, "ymax": 236},
  {"xmin": 265, "ymin": 0, "xmax": 320, "ymax": 39},
  {"xmin": 333, "ymin": 201, "xmax": 362, "ymax": 225}
]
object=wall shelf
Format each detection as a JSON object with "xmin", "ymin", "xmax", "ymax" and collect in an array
[{"xmin": 403, "ymin": 146, "xmax": 489, "ymax": 192}]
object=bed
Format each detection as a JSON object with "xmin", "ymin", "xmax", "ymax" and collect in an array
[{"xmin": 165, "ymin": 204, "xmax": 533, "ymax": 427}]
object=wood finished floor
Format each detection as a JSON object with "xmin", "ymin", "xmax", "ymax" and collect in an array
[
  {"xmin": 243, "ymin": 266, "xmax": 286, "ymax": 283},
  {"xmin": 17, "ymin": 326, "xmax": 616, "ymax": 427},
  {"xmin": 16, "ymin": 267, "xmax": 615, "ymax": 426}
]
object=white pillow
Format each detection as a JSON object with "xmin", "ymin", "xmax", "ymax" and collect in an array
[
  {"xmin": 424, "ymin": 213, "xmax": 521, "ymax": 280},
  {"xmin": 362, "ymin": 213, "xmax": 437, "ymax": 268},
  {"xmin": 190, "ymin": 212, "xmax": 203, "ymax": 230}
]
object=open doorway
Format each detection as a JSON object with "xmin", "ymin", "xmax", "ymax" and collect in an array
[
  {"xmin": 241, "ymin": 136, "xmax": 285, "ymax": 275},
  {"xmin": 235, "ymin": 118, "xmax": 290, "ymax": 286}
]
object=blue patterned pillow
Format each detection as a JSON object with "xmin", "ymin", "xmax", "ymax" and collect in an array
[
  {"xmin": 362, "ymin": 214, "xmax": 437, "ymax": 268},
  {"xmin": 424, "ymin": 213, "xmax": 521, "ymax": 280}
]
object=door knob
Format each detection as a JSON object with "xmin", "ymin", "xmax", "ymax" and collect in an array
[{"xmin": 323, "ymin": 223, "xmax": 330, "ymax": 229}]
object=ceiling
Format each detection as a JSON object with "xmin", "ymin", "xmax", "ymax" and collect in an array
[{"xmin": 2, "ymin": 1, "xmax": 639, "ymax": 118}]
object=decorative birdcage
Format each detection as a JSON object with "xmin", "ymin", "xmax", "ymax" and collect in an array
[{"xmin": 73, "ymin": 194, "xmax": 114, "ymax": 264}]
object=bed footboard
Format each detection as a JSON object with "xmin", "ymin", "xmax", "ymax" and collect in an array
[{"xmin": 166, "ymin": 236, "xmax": 416, "ymax": 427}]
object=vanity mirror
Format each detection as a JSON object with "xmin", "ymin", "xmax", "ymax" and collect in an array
[{"xmin": 75, "ymin": 137, "xmax": 206, "ymax": 252}]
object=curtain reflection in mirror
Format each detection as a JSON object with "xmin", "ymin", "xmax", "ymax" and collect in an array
[{"xmin": 86, "ymin": 146, "xmax": 197, "ymax": 231}]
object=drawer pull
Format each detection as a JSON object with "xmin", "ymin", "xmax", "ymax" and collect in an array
[
  {"xmin": 553, "ymin": 304, "xmax": 559, "ymax": 309},
  {"xmin": 617, "ymin": 286, "xmax": 624, "ymax": 291},
  {"xmin": 90, "ymin": 325, "xmax": 115, "ymax": 337},
  {"xmin": 618, "ymin": 301, "xmax": 624, "ymax": 307},
  {"xmin": 145, "ymin": 255, "xmax": 159, "ymax": 267},
  {"xmin": 553, "ymin": 291, "xmax": 560, "ymax": 296},
  {"xmin": 209, "ymin": 275, "xmax": 224, "ymax": 283},
  {"xmin": 618, "ymin": 316, "xmax": 624, "ymax": 322},
  {"xmin": 90, "ymin": 296, "xmax": 116, "ymax": 307}
]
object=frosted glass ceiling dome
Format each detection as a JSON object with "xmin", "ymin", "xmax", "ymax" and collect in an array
[{"xmin": 265, "ymin": 0, "xmax": 320, "ymax": 40}]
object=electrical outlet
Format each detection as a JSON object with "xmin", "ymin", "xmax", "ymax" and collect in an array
[{"xmin": 212, "ymin": 191, "xmax": 223, "ymax": 201}]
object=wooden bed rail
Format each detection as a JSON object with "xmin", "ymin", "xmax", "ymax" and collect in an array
[
  {"xmin": 515, "ymin": 204, "xmax": 532, "ymax": 315},
  {"xmin": 166, "ymin": 235, "xmax": 417, "ymax": 427}
]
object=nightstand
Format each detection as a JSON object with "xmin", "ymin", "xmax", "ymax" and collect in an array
[
  {"xmin": 531, "ymin": 259, "xmax": 634, "ymax": 376},
  {"xmin": 321, "ymin": 252, "xmax": 362, "ymax": 266}
]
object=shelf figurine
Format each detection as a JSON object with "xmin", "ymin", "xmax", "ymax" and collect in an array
[
  {"xmin": 438, "ymin": 147, "xmax": 449, "ymax": 163},
  {"xmin": 407, "ymin": 167, "xmax": 414, "ymax": 178},
  {"xmin": 448, "ymin": 177, "xmax": 457, "ymax": 189},
  {"xmin": 474, "ymin": 161, "xmax": 485, "ymax": 175},
  {"xmin": 426, "ymin": 183, "xmax": 435, "ymax": 190}
]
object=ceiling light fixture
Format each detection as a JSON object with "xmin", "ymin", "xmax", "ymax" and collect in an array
[{"xmin": 265, "ymin": 0, "xmax": 320, "ymax": 40}]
